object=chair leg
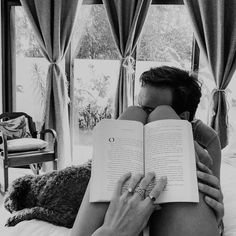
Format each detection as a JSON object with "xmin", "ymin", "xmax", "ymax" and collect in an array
[
  {"xmin": 53, "ymin": 160, "xmax": 57, "ymax": 170},
  {"xmin": 30, "ymin": 164, "xmax": 40, "ymax": 175},
  {"xmin": 3, "ymin": 165, "xmax": 9, "ymax": 192}
]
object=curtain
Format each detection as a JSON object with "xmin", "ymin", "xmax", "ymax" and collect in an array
[
  {"xmin": 102, "ymin": 0, "xmax": 151, "ymax": 118},
  {"xmin": 184, "ymin": 0, "xmax": 236, "ymax": 149},
  {"xmin": 20, "ymin": 0, "xmax": 82, "ymax": 168}
]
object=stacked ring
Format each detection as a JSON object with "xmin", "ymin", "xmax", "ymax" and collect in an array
[{"xmin": 135, "ymin": 186, "xmax": 146, "ymax": 198}]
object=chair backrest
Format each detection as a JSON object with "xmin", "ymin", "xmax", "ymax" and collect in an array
[{"xmin": 0, "ymin": 112, "xmax": 37, "ymax": 138}]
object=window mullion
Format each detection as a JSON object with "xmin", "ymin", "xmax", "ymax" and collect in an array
[
  {"xmin": 65, "ymin": 43, "xmax": 75, "ymax": 160},
  {"xmin": 191, "ymin": 36, "xmax": 200, "ymax": 76},
  {"xmin": 131, "ymin": 48, "xmax": 137, "ymax": 106}
]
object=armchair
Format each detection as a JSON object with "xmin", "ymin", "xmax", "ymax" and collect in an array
[{"xmin": 0, "ymin": 112, "xmax": 57, "ymax": 192}]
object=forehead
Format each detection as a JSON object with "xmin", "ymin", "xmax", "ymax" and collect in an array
[{"xmin": 138, "ymin": 84, "xmax": 173, "ymax": 108}]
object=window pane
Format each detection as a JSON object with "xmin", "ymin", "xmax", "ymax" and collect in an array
[
  {"xmin": 14, "ymin": 7, "xmax": 47, "ymax": 130},
  {"xmin": 227, "ymin": 75, "xmax": 236, "ymax": 156},
  {"xmin": 195, "ymin": 54, "xmax": 215, "ymax": 122},
  {"xmin": 71, "ymin": 5, "xmax": 120, "ymax": 165},
  {"xmin": 135, "ymin": 5, "xmax": 193, "ymax": 104}
]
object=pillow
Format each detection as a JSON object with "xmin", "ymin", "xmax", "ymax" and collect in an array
[
  {"xmin": 0, "ymin": 138, "xmax": 48, "ymax": 152},
  {"xmin": 0, "ymin": 115, "xmax": 31, "ymax": 140}
]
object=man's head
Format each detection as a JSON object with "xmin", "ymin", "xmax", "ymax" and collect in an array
[{"xmin": 138, "ymin": 66, "xmax": 202, "ymax": 121}]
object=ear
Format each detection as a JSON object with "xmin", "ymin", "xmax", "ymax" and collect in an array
[{"xmin": 179, "ymin": 111, "xmax": 190, "ymax": 120}]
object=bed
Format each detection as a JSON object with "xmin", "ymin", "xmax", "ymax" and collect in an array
[{"xmin": 0, "ymin": 159, "xmax": 236, "ymax": 236}]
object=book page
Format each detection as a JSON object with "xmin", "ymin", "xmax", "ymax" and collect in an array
[
  {"xmin": 144, "ymin": 119, "xmax": 198, "ymax": 203},
  {"xmin": 90, "ymin": 119, "xmax": 144, "ymax": 202}
]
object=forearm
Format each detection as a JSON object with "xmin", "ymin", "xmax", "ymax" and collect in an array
[{"xmin": 70, "ymin": 181, "xmax": 109, "ymax": 236}]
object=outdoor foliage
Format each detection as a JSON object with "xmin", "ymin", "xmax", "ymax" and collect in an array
[
  {"xmin": 73, "ymin": 63, "xmax": 114, "ymax": 130},
  {"xmin": 78, "ymin": 104, "xmax": 112, "ymax": 130}
]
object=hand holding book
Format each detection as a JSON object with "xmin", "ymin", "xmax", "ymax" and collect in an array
[{"xmin": 92, "ymin": 172, "xmax": 167, "ymax": 236}]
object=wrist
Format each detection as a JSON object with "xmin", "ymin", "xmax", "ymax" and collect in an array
[{"xmin": 92, "ymin": 226, "xmax": 113, "ymax": 236}]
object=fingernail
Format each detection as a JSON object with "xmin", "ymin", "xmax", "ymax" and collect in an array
[
  {"xmin": 198, "ymin": 182, "xmax": 203, "ymax": 188},
  {"xmin": 148, "ymin": 172, "xmax": 155, "ymax": 177},
  {"xmin": 197, "ymin": 161, "xmax": 203, "ymax": 166},
  {"xmin": 197, "ymin": 171, "xmax": 203, "ymax": 177},
  {"xmin": 161, "ymin": 176, "xmax": 167, "ymax": 182},
  {"xmin": 205, "ymin": 196, "xmax": 210, "ymax": 202}
]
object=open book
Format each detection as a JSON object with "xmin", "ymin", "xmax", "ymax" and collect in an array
[{"xmin": 90, "ymin": 119, "xmax": 199, "ymax": 204}]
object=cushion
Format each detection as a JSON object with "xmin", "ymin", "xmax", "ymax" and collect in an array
[
  {"xmin": 0, "ymin": 115, "xmax": 31, "ymax": 140},
  {"xmin": 1, "ymin": 138, "xmax": 48, "ymax": 152}
]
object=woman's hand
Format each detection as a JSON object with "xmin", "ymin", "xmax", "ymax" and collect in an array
[
  {"xmin": 92, "ymin": 172, "xmax": 167, "ymax": 236},
  {"xmin": 197, "ymin": 161, "xmax": 224, "ymax": 225},
  {"xmin": 194, "ymin": 141, "xmax": 213, "ymax": 168}
]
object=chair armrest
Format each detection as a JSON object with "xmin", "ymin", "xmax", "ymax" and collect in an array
[
  {"xmin": 0, "ymin": 132, "xmax": 9, "ymax": 161},
  {"xmin": 40, "ymin": 129, "xmax": 57, "ymax": 139},
  {"xmin": 39, "ymin": 129, "xmax": 58, "ymax": 152}
]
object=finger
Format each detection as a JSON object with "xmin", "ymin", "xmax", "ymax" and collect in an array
[
  {"xmin": 133, "ymin": 172, "xmax": 155, "ymax": 200},
  {"xmin": 197, "ymin": 171, "xmax": 220, "ymax": 189},
  {"xmin": 197, "ymin": 161, "xmax": 213, "ymax": 175},
  {"xmin": 194, "ymin": 141, "xmax": 213, "ymax": 167},
  {"xmin": 127, "ymin": 173, "xmax": 144, "ymax": 193},
  {"xmin": 113, "ymin": 172, "xmax": 131, "ymax": 197},
  {"xmin": 205, "ymin": 196, "xmax": 224, "ymax": 222},
  {"xmin": 145, "ymin": 176, "xmax": 167, "ymax": 205},
  {"xmin": 139, "ymin": 172, "xmax": 155, "ymax": 189},
  {"xmin": 198, "ymin": 182, "xmax": 222, "ymax": 201}
]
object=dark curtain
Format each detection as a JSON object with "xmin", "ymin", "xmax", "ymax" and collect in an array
[
  {"xmin": 103, "ymin": 0, "xmax": 151, "ymax": 118},
  {"xmin": 184, "ymin": 0, "xmax": 236, "ymax": 148},
  {"xmin": 20, "ymin": 0, "xmax": 81, "ymax": 168}
]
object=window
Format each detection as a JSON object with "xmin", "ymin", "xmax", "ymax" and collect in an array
[
  {"xmin": 70, "ymin": 5, "xmax": 120, "ymax": 164},
  {"xmin": 195, "ymin": 54, "xmax": 215, "ymax": 122},
  {"xmin": 14, "ymin": 6, "xmax": 48, "ymax": 129},
  {"xmin": 227, "ymin": 75, "xmax": 236, "ymax": 155},
  {"xmin": 3, "ymin": 0, "xmax": 202, "ymax": 165},
  {"xmin": 134, "ymin": 5, "xmax": 194, "ymax": 104}
]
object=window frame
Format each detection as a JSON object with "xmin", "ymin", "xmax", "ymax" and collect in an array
[{"xmin": 1, "ymin": 0, "xmax": 199, "ymax": 114}]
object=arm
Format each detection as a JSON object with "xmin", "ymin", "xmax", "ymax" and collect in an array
[{"xmin": 70, "ymin": 181, "xmax": 109, "ymax": 236}]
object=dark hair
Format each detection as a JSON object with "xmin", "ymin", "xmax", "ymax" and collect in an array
[{"xmin": 139, "ymin": 66, "xmax": 202, "ymax": 121}]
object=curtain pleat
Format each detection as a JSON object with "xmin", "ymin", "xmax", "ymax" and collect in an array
[
  {"xmin": 103, "ymin": 0, "xmax": 151, "ymax": 118},
  {"xmin": 20, "ymin": 0, "xmax": 82, "ymax": 168},
  {"xmin": 184, "ymin": 0, "xmax": 236, "ymax": 148}
]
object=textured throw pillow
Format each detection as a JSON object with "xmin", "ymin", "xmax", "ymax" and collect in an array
[
  {"xmin": 1, "ymin": 138, "xmax": 48, "ymax": 152},
  {"xmin": 0, "ymin": 115, "xmax": 31, "ymax": 140}
]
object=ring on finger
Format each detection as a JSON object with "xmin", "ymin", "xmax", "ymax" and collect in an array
[
  {"xmin": 127, "ymin": 187, "xmax": 134, "ymax": 193},
  {"xmin": 148, "ymin": 194, "xmax": 156, "ymax": 202},
  {"xmin": 135, "ymin": 186, "xmax": 146, "ymax": 199}
]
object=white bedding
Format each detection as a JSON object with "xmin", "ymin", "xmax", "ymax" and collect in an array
[{"xmin": 0, "ymin": 161, "xmax": 236, "ymax": 236}]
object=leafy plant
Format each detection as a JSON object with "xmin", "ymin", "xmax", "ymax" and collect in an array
[
  {"xmin": 78, "ymin": 104, "xmax": 112, "ymax": 130},
  {"xmin": 31, "ymin": 63, "xmax": 47, "ymax": 109}
]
